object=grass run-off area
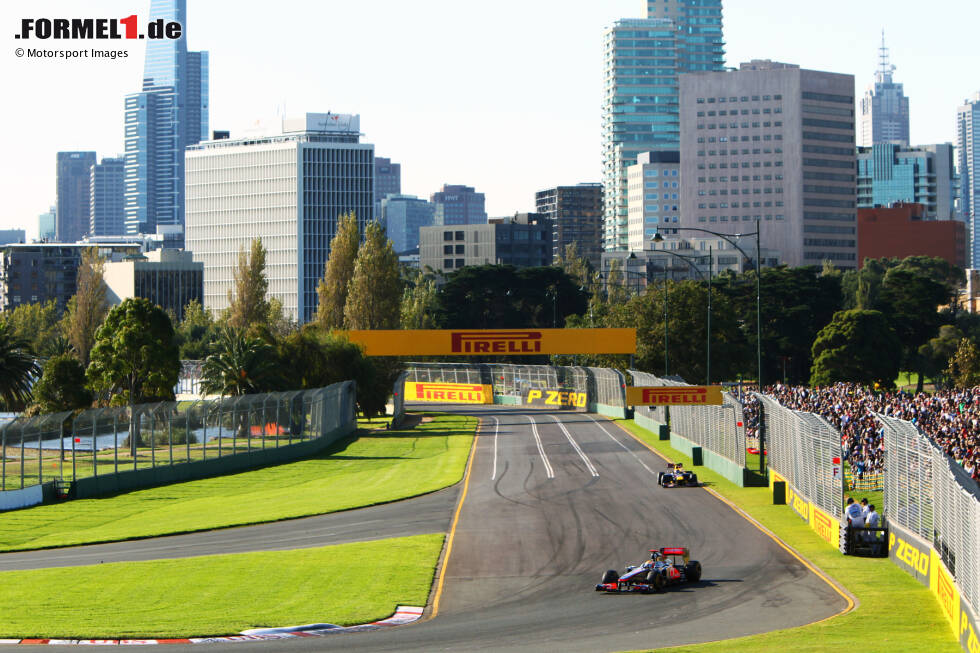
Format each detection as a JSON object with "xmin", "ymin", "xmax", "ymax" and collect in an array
[
  {"xmin": 615, "ymin": 420, "xmax": 960, "ymax": 653},
  {"xmin": 0, "ymin": 413, "xmax": 475, "ymax": 552},
  {"xmin": 0, "ymin": 534, "xmax": 442, "ymax": 639}
]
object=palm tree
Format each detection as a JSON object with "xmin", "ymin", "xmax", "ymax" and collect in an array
[
  {"xmin": 200, "ymin": 327, "xmax": 280, "ymax": 397},
  {"xmin": 0, "ymin": 322, "xmax": 40, "ymax": 409}
]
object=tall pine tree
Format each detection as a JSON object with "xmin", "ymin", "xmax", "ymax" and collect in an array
[
  {"xmin": 317, "ymin": 212, "xmax": 360, "ymax": 330},
  {"xmin": 344, "ymin": 221, "xmax": 402, "ymax": 329},
  {"xmin": 66, "ymin": 247, "xmax": 108, "ymax": 366},
  {"xmin": 227, "ymin": 238, "xmax": 270, "ymax": 333}
]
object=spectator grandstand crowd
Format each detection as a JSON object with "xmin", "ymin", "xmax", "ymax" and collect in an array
[{"xmin": 741, "ymin": 383, "xmax": 980, "ymax": 485}]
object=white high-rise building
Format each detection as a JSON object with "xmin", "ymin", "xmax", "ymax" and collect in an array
[
  {"xmin": 858, "ymin": 33, "xmax": 910, "ymax": 147},
  {"xmin": 185, "ymin": 113, "xmax": 374, "ymax": 323},
  {"xmin": 958, "ymin": 92, "xmax": 980, "ymax": 266}
]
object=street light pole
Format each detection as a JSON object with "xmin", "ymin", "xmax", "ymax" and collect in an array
[{"xmin": 654, "ymin": 226, "xmax": 762, "ymax": 390}]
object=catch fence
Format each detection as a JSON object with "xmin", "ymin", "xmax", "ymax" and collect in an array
[
  {"xmin": 629, "ymin": 370, "xmax": 746, "ymax": 467},
  {"xmin": 756, "ymin": 393, "xmax": 843, "ymax": 519},
  {"xmin": 882, "ymin": 415, "xmax": 980, "ymax": 613},
  {"xmin": 403, "ymin": 363, "xmax": 627, "ymax": 416},
  {"xmin": 0, "ymin": 382, "xmax": 356, "ymax": 500}
]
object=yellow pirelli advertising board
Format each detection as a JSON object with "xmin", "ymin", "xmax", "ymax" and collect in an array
[
  {"xmin": 626, "ymin": 385, "xmax": 724, "ymax": 406},
  {"xmin": 343, "ymin": 328, "xmax": 636, "ymax": 356},
  {"xmin": 404, "ymin": 382, "xmax": 493, "ymax": 404}
]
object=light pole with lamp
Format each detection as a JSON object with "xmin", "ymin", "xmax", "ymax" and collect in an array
[
  {"xmin": 653, "ymin": 226, "xmax": 764, "ymax": 473},
  {"xmin": 647, "ymin": 246, "xmax": 712, "ymax": 385}
]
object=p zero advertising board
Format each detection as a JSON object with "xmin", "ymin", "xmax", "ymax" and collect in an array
[
  {"xmin": 404, "ymin": 382, "xmax": 492, "ymax": 404},
  {"xmin": 342, "ymin": 329, "xmax": 636, "ymax": 356},
  {"xmin": 626, "ymin": 386, "xmax": 724, "ymax": 406},
  {"xmin": 524, "ymin": 388, "xmax": 588, "ymax": 409}
]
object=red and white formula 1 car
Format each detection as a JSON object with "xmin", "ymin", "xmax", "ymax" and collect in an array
[{"xmin": 595, "ymin": 547, "xmax": 702, "ymax": 593}]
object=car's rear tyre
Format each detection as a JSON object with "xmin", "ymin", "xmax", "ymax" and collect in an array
[
  {"xmin": 646, "ymin": 570, "xmax": 665, "ymax": 592},
  {"xmin": 686, "ymin": 561, "xmax": 702, "ymax": 583},
  {"xmin": 602, "ymin": 569, "xmax": 619, "ymax": 584}
]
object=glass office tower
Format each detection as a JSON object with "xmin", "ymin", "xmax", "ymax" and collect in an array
[
  {"xmin": 958, "ymin": 93, "xmax": 980, "ymax": 266},
  {"xmin": 602, "ymin": 1, "xmax": 724, "ymax": 251},
  {"xmin": 124, "ymin": 0, "xmax": 208, "ymax": 239}
]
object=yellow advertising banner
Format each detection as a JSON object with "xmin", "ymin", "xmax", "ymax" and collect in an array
[
  {"xmin": 809, "ymin": 503, "xmax": 840, "ymax": 548},
  {"xmin": 626, "ymin": 385, "xmax": 724, "ymax": 406},
  {"xmin": 342, "ymin": 329, "xmax": 636, "ymax": 356},
  {"xmin": 404, "ymin": 382, "xmax": 493, "ymax": 404}
]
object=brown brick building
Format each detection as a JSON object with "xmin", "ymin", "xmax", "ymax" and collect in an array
[{"xmin": 857, "ymin": 202, "xmax": 966, "ymax": 269}]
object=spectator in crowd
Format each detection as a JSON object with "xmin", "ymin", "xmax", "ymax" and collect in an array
[{"xmin": 757, "ymin": 382, "xmax": 980, "ymax": 490}]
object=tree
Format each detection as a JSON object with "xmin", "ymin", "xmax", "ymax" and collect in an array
[
  {"xmin": 604, "ymin": 259, "xmax": 631, "ymax": 306},
  {"xmin": 0, "ymin": 299, "xmax": 62, "ymax": 357},
  {"xmin": 809, "ymin": 309, "xmax": 901, "ymax": 387},
  {"xmin": 227, "ymin": 238, "xmax": 270, "ymax": 333},
  {"xmin": 201, "ymin": 327, "xmax": 280, "ymax": 396},
  {"xmin": 174, "ymin": 299, "xmax": 217, "ymax": 360},
  {"xmin": 555, "ymin": 242, "xmax": 593, "ymax": 290},
  {"xmin": 919, "ymin": 325, "xmax": 965, "ymax": 389},
  {"xmin": 880, "ymin": 266, "xmax": 949, "ymax": 392},
  {"xmin": 344, "ymin": 220, "xmax": 403, "ymax": 329},
  {"xmin": 31, "ymin": 354, "xmax": 92, "ymax": 414},
  {"xmin": 400, "ymin": 268, "xmax": 439, "ymax": 329},
  {"xmin": 0, "ymin": 322, "xmax": 40, "ymax": 410},
  {"xmin": 277, "ymin": 328, "xmax": 398, "ymax": 418},
  {"xmin": 947, "ymin": 338, "xmax": 980, "ymax": 389},
  {"xmin": 87, "ymin": 299, "xmax": 180, "ymax": 455},
  {"xmin": 65, "ymin": 248, "xmax": 108, "ymax": 366},
  {"xmin": 265, "ymin": 297, "xmax": 298, "ymax": 340},
  {"xmin": 317, "ymin": 212, "xmax": 360, "ymax": 330}
]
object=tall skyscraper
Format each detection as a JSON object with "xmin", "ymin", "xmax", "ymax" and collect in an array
[
  {"xmin": 431, "ymin": 185, "xmax": 487, "ymax": 225},
  {"xmin": 536, "ymin": 184, "xmax": 604, "ymax": 269},
  {"xmin": 958, "ymin": 92, "xmax": 980, "ymax": 266},
  {"xmin": 602, "ymin": 1, "xmax": 724, "ymax": 251},
  {"xmin": 90, "ymin": 157, "xmax": 126, "ymax": 236},
  {"xmin": 374, "ymin": 157, "xmax": 401, "ymax": 209},
  {"xmin": 678, "ymin": 61, "xmax": 857, "ymax": 269},
  {"xmin": 858, "ymin": 34, "xmax": 909, "ymax": 148},
  {"xmin": 185, "ymin": 113, "xmax": 374, "ymax": 323},
  {"xmin": 124, "ymin": 0, "xmax": 208, "ymax": 238},
  {"xmin": 56, "ymin": 151, "xmax": 96, "ymax": 242}
]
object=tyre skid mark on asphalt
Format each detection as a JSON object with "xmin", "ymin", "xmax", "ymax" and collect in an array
[
  {"xmin": 490, "ymin": 416, "xmax": 500, "ymax": 480},
  {"xmin": 585, "ymin": 414, "xmax": 657, "ymax": 476},
  {"xmin": 549, "ymin": 415, "xmax": 599, "ymax": 477},
  {"xmin": 525, "ymin": 415, "xmax": 555, "ymax": 479}
]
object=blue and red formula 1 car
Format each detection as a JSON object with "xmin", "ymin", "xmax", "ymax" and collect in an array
[{"xmin": 595, "ymin": 547, "xmax": 702, "ymax": 593}]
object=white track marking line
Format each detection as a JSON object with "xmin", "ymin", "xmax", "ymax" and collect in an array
[
  {"xmin": 525, "ymin": 415, "xmax": 554, "ymax": 479},
  {"xmin": 490, "ymin": 416, "xmax": 500, "ymax": 480},
  {"xmin": 549, "ymin": 415, "xmax": 599, "ymax": 477},
  {"xmin": 586, "ymin": 415, "xmax": 656, "ymax": 476}
]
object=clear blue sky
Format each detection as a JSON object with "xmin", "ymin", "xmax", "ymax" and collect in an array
[{"xmin": 2, "ymin": 0, "xmax": 977, "ymax": 240}]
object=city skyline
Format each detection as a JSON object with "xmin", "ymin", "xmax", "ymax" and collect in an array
[{"xmin": 3, "ymin": 0, "xmax": 978, "ymax": 241}]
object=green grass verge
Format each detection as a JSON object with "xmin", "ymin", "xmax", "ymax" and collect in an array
[
  {"xmin": 0, "ymin": 534, "xmax": 442, "ymax": 639},
  {"xmin": 0, "ymin": 413, "xmax": 475, "ymax": 552},
  {"xmin": 616, "ymin": 419, "xmax": 960, "ymax": 653}
]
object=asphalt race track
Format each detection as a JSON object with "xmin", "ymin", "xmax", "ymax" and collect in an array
[{"xmin": 0, "ymin": 406, "xmax": 849, "ymax": 652}]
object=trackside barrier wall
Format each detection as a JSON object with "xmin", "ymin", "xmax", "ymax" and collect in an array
[
  {"xmin": 629, "ymin": 370, "xmax": 755, "ymax": 486},
  {"xmin": 756, "ymin": 393, "xmax": 843, "ymax": 526},
  {"xmin": 0, "ymin": 383, "xmax": 356, "ymax": 504},
  {"xmin": 882, "ymin": 416, "xmax": 980, "ymax": 651},
  {"xmin": 404, "ymin": 363, "xmax": 626, "ymax": 416}
]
